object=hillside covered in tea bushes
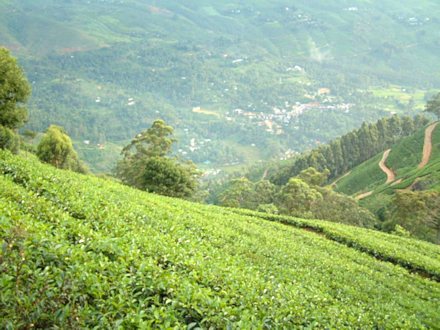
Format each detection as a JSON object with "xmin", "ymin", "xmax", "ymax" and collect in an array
[{"xmin": 1, "ymin": 150, "xmax": 439, "ymax": 328}]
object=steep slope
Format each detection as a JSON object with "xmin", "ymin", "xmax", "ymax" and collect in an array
[
  {"xmin": 1, "ymin": 0, "xmax": 440, "ymax": 171},
  {"xmin": 335, "ymin": 121, "xmax": 440, "ymax": 206},
  {"xmin": 1, "ymin": 150, "xmax": 440, "ymax": 328}
]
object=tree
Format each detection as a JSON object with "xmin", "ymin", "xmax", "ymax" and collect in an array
[
  {"xmin": 116, "ymin": 120, "xmax": 199, "ymax": 198},
  {"xmin": 116, "ymin": 120, "xmax": 175, "ymax": 188},
  {"xmin": 0, "ymin": 125, "xmax": 20, "ymax": 153},
  {"xmin": 219, "ymin": 177, "xmax": 256, "ymax": 209},
  {"xmin": 425, "ymin": 92, "xmax": 440, "ymax": 119},
  {"xmin": 424, "ymin": 191, "xmax": 440, "ymax": 243},
  {"xmin": 0, "ymin": 48, "xmax": 31, "ymax": 129},
  {"xmin": 254, "ymin": 180, "xmax": 277, "ymax": 205},
  {"xmin": 310, "ymin": 187, "xmax": 376, "ymax": 227},
  {"xmin": 277, "ymin": 178, "xmax": 322, "ymax": 217},
  {"xmin": 121, "ymin": 119, "xmax": 174, "ymax": 159},
  {"xmin": 142, "ymin": 157, "xmax": 198, "ymax": 198},
  {"xmin": 297, "ymin": 167, "xmax": 329, "ymax": 187},
  {"xmin": 384, "ymin": 191, "xmax": 439, "ymax": 243},
  {"xmin": 37, "ymin": 125, "xmax": 86, "ymax": 173}
]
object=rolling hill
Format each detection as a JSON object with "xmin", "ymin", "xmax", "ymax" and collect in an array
[
  {"xmin": 334, "ymin": 121, "xmax": 440, "ymax": 210},
  {"xmin": 1, "ymin": 0, "xmax": 440, "ymax": 171},
  {"xmin": 1, "ymin": 149, "xmax": 440, "ymax": 328}
]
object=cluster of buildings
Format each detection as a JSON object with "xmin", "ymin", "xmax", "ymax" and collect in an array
[{"xmin": 226, "ymin": 99, "xmax": 354, "ymax": 135}]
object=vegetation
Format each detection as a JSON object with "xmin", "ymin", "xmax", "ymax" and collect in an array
[
  {"xmin": 271, "ymin": 115, "xmax": 429, "ymax": 185},
  {"xmin": 0, "ymin": 47, "xmax": 30, "ymax": 152},
  {"xmin": 2, "ymin": 1, "xmax": 440, "ymax": 170},
  {"xmin": 37, "ymin": 125, "xmax": 86, "ymax": 173},
  {"xmin": 142, "ymin": 157, "xmax": 198, "ymax": 199},
  {"xmin": 1, "ymin": 149, "xmax": 439, "ymax": 328},
  {"xmin": 0, "ymin": 47, "xmax": 30, "ymax": 129},
  {"xmin": 0, "ymin": 125, "xmax": 20, "ymax": 153},
  {"xmin": 384, "ymin": 190, "xmax": 440, "ymax": 243},
  {"xmin": 116, "ymin": 120, "xmax": 199, "ymax": 198},
  {"xmin": 1, "ymin": 5, "xmax": 440, "ymax": 326},
  {"xmin": 334, "ymin": 120, "xmax": 440, "ymax": 243},
  {"xmin": 216, "ymin": 167, "xmax": 376, "ymax": 227},
  {"xmin": 425, "ymin": 92, "xmax": 440, "ymax": 119}
]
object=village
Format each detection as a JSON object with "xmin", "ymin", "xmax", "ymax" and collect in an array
[{"xmin": 225, "ymin": 95, "xmax": 354, "ymax": 136}]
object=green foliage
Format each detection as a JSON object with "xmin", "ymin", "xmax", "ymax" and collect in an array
[
  {"xmin": 219, "ymin": 177, "xmax": 255, "ymax": 209},
  {"xmin": 425, "ymin": 92, "xmax": 440, "ymax": 119},
  {"xmin": 121, "ymin": 119, "xmax": 175, "ymax": 159},
  {"xmin": 272, "ymin": 115, "xmax": 428, "ymax": 185},
  {"xmin": 232, "ymin": 207, "xmax": 440, "ymax": 281},
  {"xmin": 217, "ymin": 167, "xmax": 375, "ymax": 227},
  {"xmin": 0, "ymin": 125, "xmax": 20, "ymax": 153},
  {"xmin": 116, "ymin": 120, "xmax": 198, "ymax": 198},
  {"xmin": 297, "ymin": 167, "xmax": 330, "ymax": 186},
  {"xmin": 0, "ymin": 149, "xmax": 440, "ymax": 328},
  {"xmin": 219, "ymin": 178, "xmax": 278, "ymax": 210},
  {"xmin": 333, "ymin": 120, "xmax": 440, "ymax": 242},
  {"xmin": 278, "ymin": 178, "xmax": 322, "ymax": 217},
  {"xmin": 385, "ymin": 190, "xmax": 440, "ymax": 244},
  {"xmin": 274, "ymin": 173, "xmax": 376, "ymax": 227},
  {"xmin": 336, "ymin": 122, "xmax": 440, "ymax": 196},
  {"xmin": 310, "ymin": 187, "xmax": 377, "ymax": 228},
  {"xmin": 143, "ymin": 157, "xmax": 198, "ymax": 198},
  {"xmin": 256, "ymin": 203, "xmax": 279, "ymax": 214},
  {"xmin": 392, "ymin": 225, "xmax": 412, "ymax": 238},
  {"xmin": 4, "ymin": 1, "xmax": 439, "ymax": 169},
  {"xmin": 116, "ymin": 120, "xmax": 176, "ymax": 188},
  {"xmin": 0, "ymin": 47, "xmax": 30, "ymax": 129},
  {"xmin": 335, "ymin": 153, "xmax": 386, "ymax": 195},
  {"xmin": 36, "ymin": 125, "xmax": 86, "ymax": 173}
]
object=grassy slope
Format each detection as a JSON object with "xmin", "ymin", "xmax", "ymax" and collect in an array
[
  {"xmin": 1, "ymin": 150, "xmax": 440, "ymax": 328},
  {"xmin": 334, "ymin": 153, "xmax": 386, "ymax": 195},
  {"xmin": 335, "ymin": 122, "xmax": 440, "ymax": 198}
]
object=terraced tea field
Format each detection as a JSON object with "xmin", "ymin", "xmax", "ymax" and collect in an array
[{"xmin": 1, "ymin": 150, "xmax": 439, "ymax": 328}]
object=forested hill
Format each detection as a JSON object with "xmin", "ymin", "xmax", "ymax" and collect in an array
[
  {"xmin": 1, "ymin": 149, "xmax": 440, "ymax": 328},
  {"xmin": 269, "ymin": 115, "xmax": 430, "ymax": 185},
  {"xmin": 331, "ymin": 120, "xmax": 440, "ymax": 243},
  {"xmin": 1, "ymin": 0, "xmax": 440, "ymax": 171}
]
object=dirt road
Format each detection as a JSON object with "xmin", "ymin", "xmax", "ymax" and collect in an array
[
  {"xmin": 418, "ymin": 122, "xmax": 439, "ymax": 169},
  {"xmin": 355, "ymin": 191, "xmax": 373, "ymax": 200},
  {"xmin": 379, "ymin": 149, "xmax": 395, "ymax": 184}
]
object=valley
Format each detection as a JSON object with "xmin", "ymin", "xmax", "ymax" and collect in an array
[
  {"xmin": 1, "ymin": 2, "xmax": 440, "ymax": 327},
  {"xmin": 1, "ymin": 0, "xmax": 440, "ymax": 172}
]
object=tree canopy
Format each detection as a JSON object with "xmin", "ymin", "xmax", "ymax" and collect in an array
[
  {"xmin": 384, "ymin": 190, "xmax": 440, "ymax": 244},
  {"xmin": 0, "ymin": 47, "xmax": 31, "ymax": 129},
  {"xmin": 37, "ymin": 125, "xmax": 86, "ymax": 173},
  {"xmin": 142, "ymin": 156, "xmax": 198, "ymax": 198},
  {"xmin": 425, "ymin": 92, "xmax": 440, "ymax": 119},
  {"xmin": 116, "ymin": 120, "xmax": 199, "ymax": 198}
]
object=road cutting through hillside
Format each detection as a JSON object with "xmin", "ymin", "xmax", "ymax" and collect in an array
[
  {"xmin": 379, "ymin": 149, "xmax": 395, "ymax": 184},
  {"xmin": 355, "ymin": 149, "xmax": 395, "ymax": 200},
  {"xmin": 355, "ymin": 191, "xmax": 373, "ymax": 200},
  {"xmin": 418, "ymin": 122, "xmax": 439, "ymax": 169}
]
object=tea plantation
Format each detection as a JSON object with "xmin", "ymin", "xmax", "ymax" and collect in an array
[{"xmin": 1, "ymin": 150, "xmax": 439, "ymax": 328}]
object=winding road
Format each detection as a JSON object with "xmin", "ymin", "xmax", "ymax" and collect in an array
[
  {"xmin": 418, "ymin": 122, "xmax": 439, "ymax": 169},
  {"xmin": 379, "ymin": 149, "xmax": 395, "ymax": 184},
  {"xmin": 355, "ymin": 191, "xmax": 373, "ymax": 200},
  {"xmin": 353, "ymin": 122, "xmax": 439, "ymax": 200},
  {"xmin": 355, "ymin": 149, "xmax": 395, "ymax": 200}
]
